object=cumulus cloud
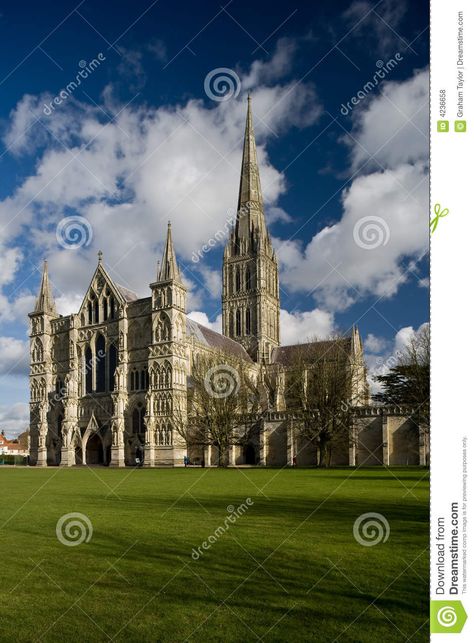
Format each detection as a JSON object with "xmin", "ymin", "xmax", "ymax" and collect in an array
[
  {"xmin": 188, "ymin": 311, "xmax": 222, "ymax": 333},
  {"xmin": 348, "ymin": 68, "xmax": 429, "ymax": 172},
  {"xmin": 364, "ymin": 333, "xmax": 388, "ymax": 353},
  {"xmin": 276, "ymin": 67, "xmax": 428, "ymax": 310},
  {"xmin": 0, "ymin": 336, "xmax": 29, "ymax": 376},
  {"xmin": 364, "ymin": 322, "xmax": 429, "ymax": 395},
  {"xmin": 278, "ymin": 161, "xmax": 428, "ymax": 309},
  {"xmin": 0, "ymin": 402, "xmax": 29, "ymax": 438},
  {"xmin": 0, "ymin": 41, "xmax": 322, "ymax": 317},
  {"xmin": 241, "ymin": 37, "xmax": 298, "ymax": 89},
  {"xmin": 280, "ymin": 308, "xmax": 335, "ymax": 345}
]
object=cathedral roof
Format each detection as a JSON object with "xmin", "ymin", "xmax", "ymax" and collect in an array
[
  {"xmin": 270, "ymin": 338, "xmax": 353, "ymax": 366},
  {"xmin": 186, "ymin": 318, "xmax": 253, "ymax": 362},
  {"xmin": 115, "ymin": 284, "xmax": 138, "ymax": 302}
]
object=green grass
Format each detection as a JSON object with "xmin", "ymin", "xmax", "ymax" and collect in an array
[{"xmin": 0, "ymin": 467, "xmax": 429, "ymax": 642}]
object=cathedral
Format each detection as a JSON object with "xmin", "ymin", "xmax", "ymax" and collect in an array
[{"xmin": 28, "ymin": 97, "xmax": 427, "ymax": 468}]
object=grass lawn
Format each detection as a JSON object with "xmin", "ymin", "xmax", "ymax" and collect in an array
[{"xmin": 0, "ymin": 467, "xmax": 429, "ymax": 642}]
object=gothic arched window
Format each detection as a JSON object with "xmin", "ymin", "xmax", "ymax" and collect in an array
[
  {"xmin": 133, "ymin": 407, "xmax": 146, "ymax": 434},
  {"xmin": 87, "ymin": 302, "xmax": 92, "ymax": 325},
  {"xmin": 96, "ymin": 334, "xmax": 106, "ymax": 392},
  {"xmin": 85, "ymin": 346, "xmax": 93, "ymax": 394},
  {"xmin": 236, "ymin": 268, "xmax": 241, "ymax": 292},
  {"xmin": 108, "ymin": 344, "xmax": 117, "ymax": 391},
  {"xmin": 246, "ymin": 308, "xmax": 251, "ymax": 336},
  {"xmin": 103, "ymin": 298, "xmax": 108, "ymax": 321},
  {"xmin": 236, "ymin": 309, "xmax": 241, "ymax": 336},
  {"xmin": 245, "ymin": 266, "xmax": 251, "ymax": 290}
]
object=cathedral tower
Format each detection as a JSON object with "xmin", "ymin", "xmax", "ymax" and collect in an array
[
  {"xmin": 29, "ymin": 261, "xmax": 57, "ymax": 466},
  {"xmin": 147, "ymin": 223, "xmax": 188, "ymax": 466},
  {"xmin": 222, "ymin": 95, "xmax": 280, "ymax": 363}
]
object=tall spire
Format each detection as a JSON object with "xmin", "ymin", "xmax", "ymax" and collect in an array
[
  {"xmin": 158, "ymin": 222, "xmax": 181, "ymax": 282},
  {"xmin": 235, "ymin": 95, "xmax": 266, "ymax": 239},
  {"xmin": 34, "ymin": 261, "xmax": 57, "ymax": 315}
]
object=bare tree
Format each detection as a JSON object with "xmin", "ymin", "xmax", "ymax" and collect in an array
[
  {"xmin": 284, "ymin": 336, "xmax": 359, "ymax": 467},
  {"xmin": 175, "ymin": 351, "xmax": 260, "ymax": 466}
]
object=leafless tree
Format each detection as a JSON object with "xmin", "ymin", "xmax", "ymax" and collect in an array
[
  {"xmin": 175, "ymin": 351, "xmax": 260, "ymax": 466},
  {"xmin": 284, "ymin": 336, "xmax": 360, "ymax": 467}
]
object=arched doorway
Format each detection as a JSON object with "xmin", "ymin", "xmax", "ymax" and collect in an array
[
  {"xmin": 75, "ymin": 445, "xmax": 83, "ymax": 465},
  {"xmin": 86, "ymin": 433, "xmax": 104, "ymax": 465},
  {"xmin": 244, "ymin": 444, "xmax": 256, "ymax": 465}
]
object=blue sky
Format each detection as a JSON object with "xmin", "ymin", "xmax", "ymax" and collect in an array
[{"xmin": 0, "ymin": 0, "xmax": 429, "ymax": 435}]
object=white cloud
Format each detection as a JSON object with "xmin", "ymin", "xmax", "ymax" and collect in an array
[
  {"xmin": 393, "ymin": 321, "xmax": 429, "ymax": 354},
  {"xmin": 0, "ymin": 42, "xmax": 322, "ymax": 315},
  {"xmin": 278, "ymin": 161, "xmax": 428, "ymax": 309},
  {"xmin": 274, "ymin": 67, "xmax": 429, "ymax": 311},
  {"xmin": 0, "ymin": 402, "xmax": 29, "ymax": 438},
  {"xmin": 188, "ymin": 311, "xmax": 222, "ymax": 333},
  {"xmin": 0, "ymin": 336, "xmax": 29, "ymax": 376},
  {"xmin": 280, "ymin": 308, "xmax": 335, "ymax": 345},
  {"xmin": 241, "ymin": 37, "xmax": 298, "ymax": 89},
  {"xmin": 364, "ymin": 333, "xmax": 387, "ymax": 353},
  {"xmin": 365, "ymin": 322, "xmax": 429, "ymax": 395},
  {"xmin": 348, "ymin": 68, "xmax": 429, "ymax": 171}
]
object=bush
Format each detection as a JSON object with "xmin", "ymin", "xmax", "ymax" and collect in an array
[{"xmin": 0, "ymin": 454, "xmax": 28, "ymax": 466}]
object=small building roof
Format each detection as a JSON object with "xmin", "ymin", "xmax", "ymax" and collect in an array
[
  {"xmin": 270, "ymin": 338, "xmax": 352, "ymax": 366},
  {"xmin": 186, "ymin": 318, "xmax": 253, "ymax": 362}
]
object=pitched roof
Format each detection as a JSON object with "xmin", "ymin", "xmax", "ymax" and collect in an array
[
  {"xmin": 186, "ymin": 318, "xmax": 253, "ymax": 362},
  {"xmin": 271, "ymin": 338, "xmax": 352, "ymax": 366},
  {"xmin": 115, "ymin": 284, "xmax": 138, "ymax": 302}
]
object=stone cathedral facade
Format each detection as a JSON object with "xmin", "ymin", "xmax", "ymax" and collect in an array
[{"xmin": 28, "ymin": 97, "xmax": 427, "ymax": 468}]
